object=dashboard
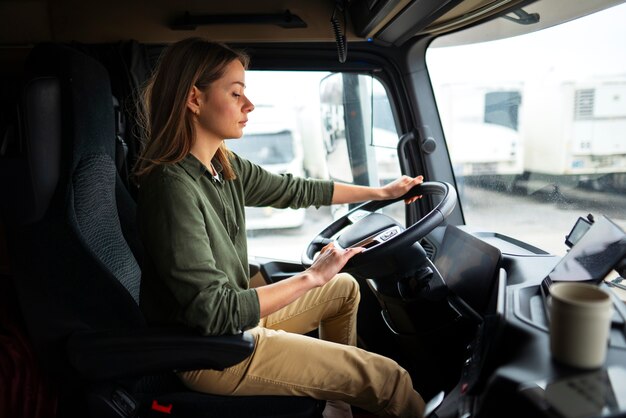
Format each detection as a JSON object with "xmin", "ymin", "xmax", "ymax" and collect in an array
[
  {"xmin": 428, "ymin": 216, "xmax": 626, "ymax": 418},
  {"xmin": 256, "ymin": 214, "xmax": 626, "ymax": 418}
]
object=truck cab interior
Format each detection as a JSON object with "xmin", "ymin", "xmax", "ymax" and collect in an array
[{"xmin": 2, "ymin": 1, "xmax": 626, "ymax": 418}]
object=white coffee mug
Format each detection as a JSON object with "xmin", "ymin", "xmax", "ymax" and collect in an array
[{"xmin": 549, "ymin": 282, "xmax": 613, "ymax": 369}]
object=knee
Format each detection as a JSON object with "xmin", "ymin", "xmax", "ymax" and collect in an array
[{"xmin": 335, "ymin": 273, "xmax": 361, "ymax": 305}]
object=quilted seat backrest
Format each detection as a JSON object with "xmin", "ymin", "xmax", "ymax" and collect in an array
[{"xmin": 0, "ymin": 44, "xmax": 146, "ymax": 373}]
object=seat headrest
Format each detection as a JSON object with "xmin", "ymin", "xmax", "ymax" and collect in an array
[
  {"xmin": 0, "ymin": 74, "xmax": 61, "ymax": 225},
  {"xmin": 1, "ymin": 44, "xmax": 116, "ymax": 225},
  {"xmin": 26, "ymin": 43, "xmax": 117, "ymax": 167}
]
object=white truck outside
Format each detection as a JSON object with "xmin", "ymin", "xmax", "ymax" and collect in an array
[{"xmin": 434, "ymin": 82, "xmax": 524, "ymax": 177}]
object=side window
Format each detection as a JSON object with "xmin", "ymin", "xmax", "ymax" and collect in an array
[{"xmin": 236, "ymin": 71, "xmax": 403, "ymax": 261}]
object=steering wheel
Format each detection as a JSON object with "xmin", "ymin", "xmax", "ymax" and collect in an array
[{"xmin": 302, "ymin": 181, "xmax": 457, "ymax": 270}]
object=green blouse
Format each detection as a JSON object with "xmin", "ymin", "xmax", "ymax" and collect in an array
[{"xmin": 137, "ymin": 153, "xmax": 334, "ymax": 335}]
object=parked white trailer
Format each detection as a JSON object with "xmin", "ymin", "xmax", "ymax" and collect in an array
[{"xmin": 522, "ymin": 78, "xmax": 626, "ymax": 180}]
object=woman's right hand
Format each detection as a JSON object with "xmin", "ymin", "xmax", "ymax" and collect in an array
[
  {"xmin": 306, "ymin": 242, "xmax": 364, "ymax": 287},
  {"xmin": 257, "ymin": 242, "xmax": 363, "ymax": 317}
]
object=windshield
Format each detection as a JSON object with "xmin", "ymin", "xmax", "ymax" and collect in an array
[{"xmin": 426, "ymin": 2, "xmax": 626, "ymax": 255}]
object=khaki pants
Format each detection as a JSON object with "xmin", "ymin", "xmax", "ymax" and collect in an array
[{"xmin": 179, "ymin": 273, "xmax": 425, "ymax": 417}]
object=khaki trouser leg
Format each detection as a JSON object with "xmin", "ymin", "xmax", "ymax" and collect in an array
[
  {"xmin": 262, "ymin": 273, "xmax": 360, "ymax": 346},
  {"xmin": 179, "ymin": 274, "xmax": 425, "ymax": 418},
  {"xmin": 262, "ymin": 273, "xmax": 360, "ymax": 418}
]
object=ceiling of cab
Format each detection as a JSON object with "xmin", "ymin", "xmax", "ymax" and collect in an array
[
  {"xmin": 431, "ymin": 0, "xmax": 626, "ymax": 46},
  {"xmin": 348, "ymin": 0, "xmax": 531, "ymax": 45},
  {"xmin": 1, "ymin": 0, "xmax": 341, "ymax": 44},
  {"xmin": 1, "ymin": 0, "xmax": 607, "ymax": 46}
]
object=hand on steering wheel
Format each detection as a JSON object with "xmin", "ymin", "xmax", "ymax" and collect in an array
[
  {"xmin": 302, "ymin": 181, "xmax": 457, "ymax": 275},
  {"xmin": 380, "ymin": 175, "xmax": 424, "ymax": 204},
  {"xmin": 306, "ymin": 242, "xmax": 364, "ymax": 287}
]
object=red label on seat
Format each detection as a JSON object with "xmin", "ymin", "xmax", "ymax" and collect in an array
[{"xmin": 151, "ymin": 400, "xmax": 173, "ymax": 414}]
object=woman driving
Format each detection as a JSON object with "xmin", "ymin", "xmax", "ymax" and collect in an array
[{"xmin": 134, "ymin": 37, "xmax": 426, "ymax": 418}]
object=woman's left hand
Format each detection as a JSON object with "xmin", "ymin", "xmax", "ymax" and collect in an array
[
  {"xmin": 331, "ymin": 174, "xmax": 424, "ymax": 205},
  {"xmin": 381, "ymin": 175, "xmax": 424, "ymax": 204}
]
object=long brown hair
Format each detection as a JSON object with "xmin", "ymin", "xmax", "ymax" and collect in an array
[{"xmin": 133, "ymin": 38, "xmax": 249, "ymax": 182}]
